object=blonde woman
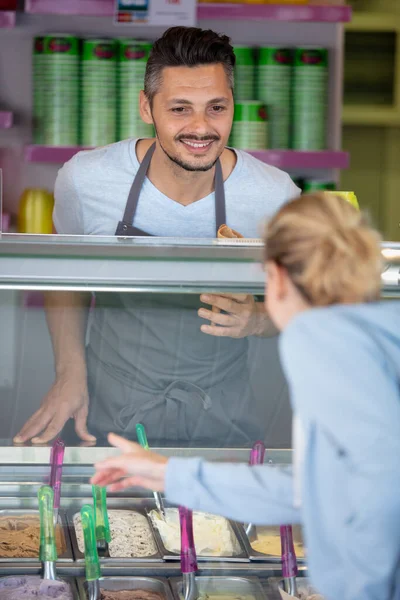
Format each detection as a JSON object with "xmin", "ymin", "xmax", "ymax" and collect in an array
[{"xmin": 92, "ymin": 194, "xmax": 400, "ymax": 600}]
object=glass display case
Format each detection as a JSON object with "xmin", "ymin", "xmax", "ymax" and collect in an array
[{"xmin": 0, "ymin": 233, "xmax": 399, "ymax": 592}]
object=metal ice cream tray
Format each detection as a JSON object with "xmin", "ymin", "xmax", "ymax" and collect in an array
[
  {"xmin": 146, "ymin": 507, "xmax": 249, "ymax": 563},
  {"xmin": 77, "ymin": 576, "xmax": 174, "ymax": 600},
  {"xmin": 0, "ymin": 508, "xmax": 74, "ymax": 563},
  {"xmin": 169, "ymin": 575, "xmax": 281, "ymax": 600},
  {"xmin": 67, "ymin": 498, "xmax": 163, "ymax": 563},
  {"xmin": 237, "ymin": 524, "xmax": 306, "ymax": 564}
]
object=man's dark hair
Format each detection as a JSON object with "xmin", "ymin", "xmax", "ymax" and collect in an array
[{"xmin": 144, "ymin": 26, "xmax": 235, "ymax": 104}]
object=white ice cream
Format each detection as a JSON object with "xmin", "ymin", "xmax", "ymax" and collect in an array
[
  {"xmin": 74, "ymin": 509, "xmax": 157, "ymax": 558},
  {"xmin": 150, "ymin": 508, "xmax": 240, "ymax": 556}
]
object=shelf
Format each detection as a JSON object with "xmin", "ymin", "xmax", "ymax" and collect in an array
[
  {"xmin": 24, "ymin": 0, "xmax": 352, "ymax": 22},
  {"xmin": 345, "ymin": 12, "xmax": 400, "ymax": 33},
  {"xmin": 250, "ymin": 150, "xmax": 349, "ymax": 169},
  {"xmin": 24, "ymin": 145, "xmax": 92, "ymax": 163},
  {"xmin": 0, "ymin": 112, "xmax": 13, "ymax": 129},
  {"xmin": 342, "ymin": 106, "xmax": 400, "ymax": 127},
  {"xmin": 197, "ymin": 3, "xmax": 352, "ymax": 22},
  {"xmin": 0, "ymin": 11, "xmax": 16, "ymax": 28},
  {"xmin": 24, "ymin": 145, "xmax": 350, "ymax": 169}
]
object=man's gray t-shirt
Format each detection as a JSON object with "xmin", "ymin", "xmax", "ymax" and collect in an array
[
  {"xmin": 53, "ymin": 139, "xmax": 300, "ymax": 446},
  {"xmin": 53, "ymin": 138, "xmax": 300, "ymax": 237}
]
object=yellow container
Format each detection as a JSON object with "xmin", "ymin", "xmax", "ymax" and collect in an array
[
  {"xmin": 325, "ymin": 191, "xmax": 360, "ymax": 210},
  {"xmin": 17, "ymin": 189, "xmax": 54, "ymax": 234}
]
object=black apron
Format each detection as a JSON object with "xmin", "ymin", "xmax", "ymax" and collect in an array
[{"xmin": 87, "ymin": 142, "xmax": 261, "ymax": 446}]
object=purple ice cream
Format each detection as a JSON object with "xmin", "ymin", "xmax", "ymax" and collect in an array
[{"xmin": 0, "ymin": 576, "xmax": 73, "ymax": 600}]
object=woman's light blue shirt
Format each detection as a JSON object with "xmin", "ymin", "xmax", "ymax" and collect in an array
[{"xmin": 165, "ymin": 302, "xmax": 400, "ymax": 600}]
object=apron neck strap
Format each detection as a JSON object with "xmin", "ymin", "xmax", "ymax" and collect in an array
[
  {"xmin": 123, "ymin": 141, "xmax": 226, "ymax": 236},
  {"xmin": 214, "ymin": 157, "xmax": 226, "ymax": 234},
  {"xmin": 121, "ymin": 142, "xmax": 156, "ymax": 227}
]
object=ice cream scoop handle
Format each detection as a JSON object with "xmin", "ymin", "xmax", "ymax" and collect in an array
[
  {"xmin": 179, "ymin": 506, "xmax": 197, "ymax": 574},
  {"xmin": 38, "ymin": 485, "xmax": 57, "ymax": 564},
  {"xmin": 280, "ymin": 525, "xmax": 298, "ymax": 578},
  {"xmin": 50, "ymin": 438, "xmax": 65, "ymax": 512},
  {"xmin": 93, "ymin": 485, "xmax": 111, "ymax": 544},
  {"xmin": 81, "ymin": 504, "xmax": 101, "ymax": 582},
  {"xmin": 249, "ymin": 441, "xmax": 266, "ymax": 466}
]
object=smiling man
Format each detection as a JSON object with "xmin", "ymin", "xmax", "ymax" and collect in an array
[{"xmin": 15, "ymin": 27, "xmax": 300, "ymax": 447}]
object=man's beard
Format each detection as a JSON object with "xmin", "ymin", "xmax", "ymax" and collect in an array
[{"xmin": 153, "ymin": 123, "xmax": 222, "ymax": 172}]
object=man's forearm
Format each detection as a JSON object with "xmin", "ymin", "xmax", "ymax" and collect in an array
[{"xmin": 44, "ymin": 291, "xmax": 91, "ymax": 377}]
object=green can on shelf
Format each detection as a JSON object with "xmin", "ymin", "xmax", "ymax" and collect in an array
[
  {"xmin": 81, "ymin": 39, "xmax": 118, "ymax": 147},
  {"xmin": 257, "ymin": 47, "xmax": 293, "ymax": 149},
  {"xmin": 303, "ymin": 179, "xmax": 336, "ymax": 192},
  {"xmin": 118, "ymin": 39, "xmax": 154, "ymax": 140},
  {"xmin": 41, "ymin": 34, "xmax": 80, "ymax": 146},
  {"xmin": 32, "ymin": 36, "xmax": 45, "ymax": 144},
  {"xmin": 292, "ymin": 47, "xmax": 328, "ymax": 151},
  {"xmin": 233, "ymin": 46, "xmax": 255, "ymax": 102},
  {"xmin": 230, "ymin": 102, "xmax": 268, "ymax": 150}
]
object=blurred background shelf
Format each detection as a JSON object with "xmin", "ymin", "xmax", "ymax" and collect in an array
[
  {"xmin": 250, "ymin": 150, "xmax": 349, "ymax": 169},
  {"xmin": 0, "ymin": 11, "xmax": 16, "ymax": 28},
  {"xmin": 24, "ymin": 145, "xmax": 350, "ymax": 169},
  {"xmin": 0, "ymin": 112, "xmax": 13, "ymax": 129},
  {"xmin": 342, "ymin": 106, "xmax": 400, "ymax": 126},
  {"xmin": 197, "ymin": 4, "xmax": 352, "ymax": 22},
  {"xmin": 343, "ymin": 12, "xmax": 400, "ymax": 126},
  {"xmin": 24, "ymin": 0, "xmax": 351, "ymax": 22},
  {"xmin": 24, "ymin": 145, "xmax": 92, "ymax": 163}
]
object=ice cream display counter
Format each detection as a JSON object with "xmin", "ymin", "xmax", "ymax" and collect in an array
[
  {"xmin": 0, "ymin": 235, "xmax": 399, "ymax": 599},
  {"xmin": 0, "ymin": 448, "xmax": 297, "ymax": 600}
]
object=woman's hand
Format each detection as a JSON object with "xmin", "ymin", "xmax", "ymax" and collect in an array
[{"xmin": 91, "ymin": 433, "xmax": 168, "ymax": 492}]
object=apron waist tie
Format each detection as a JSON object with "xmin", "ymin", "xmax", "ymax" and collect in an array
[{"xmin": 115, "ymin": 380, "xmax": 212, "ymax": 440}]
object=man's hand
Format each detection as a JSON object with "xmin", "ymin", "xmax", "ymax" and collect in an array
[
  {"xmin": 91, "ymin": 433, "xmax": 168, "ymax": 493},
  {"xmin": 198, "ymin": 294, "xmax": 270, "ymax": 338},
  {"xmin": 13, "ymin": 374, "xmax": 96, "ymax": 445}
]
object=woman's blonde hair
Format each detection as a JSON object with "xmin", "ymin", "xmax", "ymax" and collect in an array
[{"xmin": 264, "ymin": 192, "xmax": 383, "ymax": 306}]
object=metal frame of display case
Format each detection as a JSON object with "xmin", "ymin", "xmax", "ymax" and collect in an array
[{"xmin": 0, "ymin": 235, "xmax": 399, "ymax": 295}]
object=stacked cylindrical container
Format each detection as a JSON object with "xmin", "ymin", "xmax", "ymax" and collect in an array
[
  {"xmin": 230, "ymin": 102, "xmax": 268, "ymax": 150},
  {"xmin": 234, "ymin": 46, "xmax": 255, "ymax": 101},
  {"xmin": 32, "ymin": 36, "xmax": 45, "ymax": 144},
  {"xmin": 118, "ymin": 40, "xmax": 154, "ymax": 140},
  {"xmin": 41, "ymin": 34, "xmax": 80, "ymax": 146},
  {"xmin": 81, "ymin": 39, "xmax": 118, "ymax": 146},
  {"xmin": 257, "ymin": 47, "xmax": 293, "ymax": 149},
  {"xmin": 292, "ymin": 47, "xmax": 329, "ymax": 150}
]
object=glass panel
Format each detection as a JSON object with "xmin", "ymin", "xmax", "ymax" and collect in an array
[
  {"xmin": 0, "ymin": 288, "xmax": 291, "ymax": 449},
  {"xmin": 1, "ymin": 240, "xmax": 399, "ymax": 454}
]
